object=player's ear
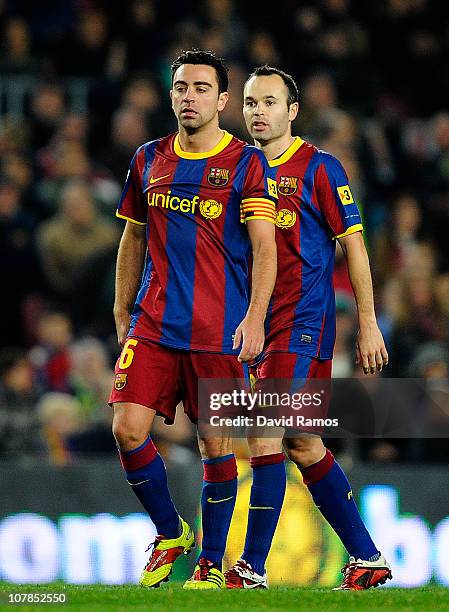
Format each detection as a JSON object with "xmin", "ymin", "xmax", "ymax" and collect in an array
[
  {"xmin": 289, "ymin": 102, "xmax": 299, "ymax": 122},
  {"xmin": 169, "ymin": 89, "xmax": 174, "ymax": 107},
  {"xmin": 217, "ymin": 91, "xmax": 229, "ymax": 112}
]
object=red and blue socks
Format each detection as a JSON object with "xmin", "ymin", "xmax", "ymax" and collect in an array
[
  {"xmin": 199, "ymin": 453, "xmax": 238, "ymax": 568},
  {"xmin": 118, "ymin": 436, "xmax": 180, "ymax": 539},
  {"xmin": 242, "ymin": 453, "xmax": 286, "ymax": 575},
  {"xmin": 299, "ymin": 448, "xmax": 380, "ymax": 561}
]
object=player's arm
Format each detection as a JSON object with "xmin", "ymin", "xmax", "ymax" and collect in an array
[
  {"xmin": 338, "ymin": 231, "xmax": 388, "ymax": 374},
  {"xmin": 113, "ymin": 221, "xmax": 146, "ymax": 345},
  {"xmin": 233, "ymin": 220, "xmax": 277, "ymax": 362}
]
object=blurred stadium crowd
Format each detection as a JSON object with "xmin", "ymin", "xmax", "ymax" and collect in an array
[{"xmin": 0, "ymin": 0, "xmax": 448, "ymax": 464}]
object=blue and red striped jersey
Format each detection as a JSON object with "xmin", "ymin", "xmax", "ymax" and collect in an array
[
  {"xmin": 116, "ymin": 130, "xmax": 277, "ymax": 354},
  {"xmin": 265, "ymin": 137, "xmax": 363, "ymax": 359}
]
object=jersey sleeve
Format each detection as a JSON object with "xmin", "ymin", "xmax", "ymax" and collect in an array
[
  {"xmin": 116, "ymin": 148, "xmax": 147, "ymax": 225},
  {"xmin": 240, "ymin": 149, "xmax": 277, "ymax": 224},
  {"xmin": 315, "ymin": 153, "xmax": 363, "ymax": 239}
]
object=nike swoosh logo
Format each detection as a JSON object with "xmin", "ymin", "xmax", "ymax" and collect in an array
[
  {"xmin": 207, "ymin": 496, "xmax": 234, "ymax": 504},
  {"xmin": 149, "ymin": 173, "xmax": 170, "ymax": 184},
  {"xmin": 244, "ymin": 579, "xmax": 263, "ymax": 589},
  {"xmin": 127, "ymin": 478, "xmax": 150, "ymax": 486},
  {"xmin": 249, "ymin": 505, "xmax": 275, "ymax": 510}
]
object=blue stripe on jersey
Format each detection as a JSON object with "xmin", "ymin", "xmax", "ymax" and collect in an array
[
  {"xmin": 117, "ymin": 177, "xmax": 131, "ymax": 213},
  {"xmin": 117, "ymin": 140, "xmax": 159, "ymax": 214},
  {"xmin": 142, "ymin": 140, "xmax": 160, "ymax": 186},
  {"xmin": 160, "ymin": 158, "xmax": 206, "ymax": 347},
  {"xmin": 128, "ymin": 142, "xmax": 159, "ymax": 335},
  {"xmin": 129, "ymin": 254, "xmax": 152, "ymax": 336},
  {"xmin": 288, "ymin": 152, "xmax": 323, "ymax": 352},
  {"xmin": 222, "ymin": 148, "xmax": 252, "ymax": 352},
  {"xmin": 116, "ymin": 157, "xmax": 135, "ymax": 213},
  {"xmin": 340, "ymin": 203, "xmax": 361, "ymax": 228}
]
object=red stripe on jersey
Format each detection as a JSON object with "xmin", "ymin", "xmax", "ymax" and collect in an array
[
  {"xmin": 266, "ymin": 146, "xmax": 316, "ymax": 350},
  {"xmin": 315, "ymin": 164, "xmax": 346, "ymax": 236},
  {"xmin": 132, "ymin": 144, "xmax": 179, "ymax": 341},
  {"xmin": 132, "ymin": 211, "xmax": 170, "ymax": 341}
]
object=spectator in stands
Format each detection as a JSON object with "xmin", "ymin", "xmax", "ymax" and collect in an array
[
  {"xmin": 388, "ymin": 264, "xmax": 449, "ymax": 377},
  {"xmin": 29, "ymin": 83, "xmax": 66, "ymax": 150},
  {"xmin": 66, "ymin": 338, "xmax": 116, "ymax": 455},
  {"xmin": 69, "ymin": 337, "xmax": 113, "ymax": 421},
  {"xmin": 0, "ymin": 17, "xmax": 37, "ymax": 74},
  {"xmin": 122, "ymin": 0, "xmax": 161, "ymax": 75},
  {"xmin": 36, "ymin": 179, "xmax": 119, "ymax": 307},
  {"xmin": 0, "ymin": 348, "xmax": 41, "ymax": 457},
  {"xmin": 102, "ymin": 106, "xmax": 150, "ymax": 180},
  {"xmin": 29, "ymin": 311, "xmax": 73, "ymax": 394},
  {"xmin": 54, "ymin": 9, "xmax": 111, "ymax": 77},
  {"xmin": 221, "ymin": 63, "xmax": 248, "ymax": 141},
  {"xmin": 373, "ymin": 193, "xmax": 423, "ymax": 286},
  {"xmin": 36, "ymin": 392, "xmax": 83, "ymax": 464},
  {"xmin": 0, "ymin": 176, "xmax": 41, "ymax": 345},
  {"xmin": 1, "ymin": 153, "xmax": 39, "ymax": 215}
]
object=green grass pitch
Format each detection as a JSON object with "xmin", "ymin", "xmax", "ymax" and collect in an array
[{"xmin": 1, "ymin": 583, "xmax": 449, "ymax": 611}]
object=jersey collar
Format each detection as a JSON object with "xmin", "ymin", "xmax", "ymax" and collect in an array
[
  {"xmin": 268, "ymin": 136, "xmax": 305, "ymax": 167},
  {"xmin": 174, "ymin": 130, "xmax": 233, "ymax": 159}
]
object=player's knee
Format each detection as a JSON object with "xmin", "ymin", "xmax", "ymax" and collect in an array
[
  {"xmin": 112, "ymin": 415, "xmax": 147, "ymax": 451},
  {"xmin": 112, "ymin": 403, "xmax": 154, "ymax": 451},
  {"xmin": 285, "ymin": 438, "xmax": 326, "ymax": 468},
  {"xmin": 198, "ymin": 436, "xmax": 233, "ymax": 460},
  {"xmin": 247, "ymin": 437, "xmax": 282, "ymax": 457}
]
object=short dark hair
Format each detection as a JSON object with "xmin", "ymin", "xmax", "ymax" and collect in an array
[
  {"xmin": 171, "ymin": 49, "xmax": 229, "ymax": 94},
  {"xmin": 246, "ymin": 65, "xmax": 299, "ymax": 108}
]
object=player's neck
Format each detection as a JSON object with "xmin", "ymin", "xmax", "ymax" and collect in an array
[
  {"xmin": 257, "ymin": 135, "xmax": 296, "ymax": 161},
  {"xmin": 177, "ymin": 124, "xmax": 225, "ymax": 153}
]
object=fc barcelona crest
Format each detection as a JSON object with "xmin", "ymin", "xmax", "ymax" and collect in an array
[
  {"xmin": 114, "ymin": 373, "xmax": 127, "ymax": 391},
  {"xmin": 207, "ymin": 167, "xmax": 230, "ymax": 187},
  {"xmin": 278, "ymin": 176, "xmax": 298, "ymax": 195}
]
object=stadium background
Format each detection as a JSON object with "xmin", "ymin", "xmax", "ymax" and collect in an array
[{"xmin": 0, "ymin": 0, "xmax": 448, "ymax": 588}]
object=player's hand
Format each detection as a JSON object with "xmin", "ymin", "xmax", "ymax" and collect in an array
[
  {"xmin": 233, "ymin": 314, "xmax": 265, "ymax": 363},
  {"xmin": 355, "ymin": 322, "xmax": 388, "ymax": 375},
  {"xmin": 114, "ymin": 310, "xmax": 131, "ymax": 346}
]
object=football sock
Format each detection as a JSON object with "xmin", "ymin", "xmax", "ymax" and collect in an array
[
  {"xmin": 242, "ymin": 453, "xmax": 286, "ymax": 575},
  {"xmin": 299, "ymin": 448, "xmax": 379, "ymax": 561},
  {"xmin": 200, "ymin": 453, "xmax": 238, "ymax": 568},
  {"xmin": 118, "ymin": 436, "xmax": 180, "ymax": 539}
]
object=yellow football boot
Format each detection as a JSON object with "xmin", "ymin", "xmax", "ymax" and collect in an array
[
  {"xmin": 183, "ymin": 557, "xmax": 225, "ymax": 589},
  {"xmin": 139, "ymin": 517, "xmax": 194, "ymax": 588}
]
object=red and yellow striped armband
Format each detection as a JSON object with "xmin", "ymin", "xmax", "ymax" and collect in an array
[{"xmin": 240, "ymin": 198, "xmax": 276, "ymax": 224}]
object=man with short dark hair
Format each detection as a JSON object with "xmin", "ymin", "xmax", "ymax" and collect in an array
[
  {"xmin": 223, "ymin": 65, "xmax": 391, "ymax": 591},
  {"xmin": 109, "ymin": 50, "xmax": 277, "ymax": 589}
]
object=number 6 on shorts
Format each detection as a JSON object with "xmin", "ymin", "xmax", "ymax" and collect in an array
[{"xmin": 119, "ymin": 338, "xmax": 138, "ymax": 369}]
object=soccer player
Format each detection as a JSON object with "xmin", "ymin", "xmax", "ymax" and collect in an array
[
  {"xmin": 223, "ymin": 66, "xmax": 392, "ymax": 590},
  {"xmin": 108, "ymin": 51, "xmax": 277, "ymax": 590}
]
